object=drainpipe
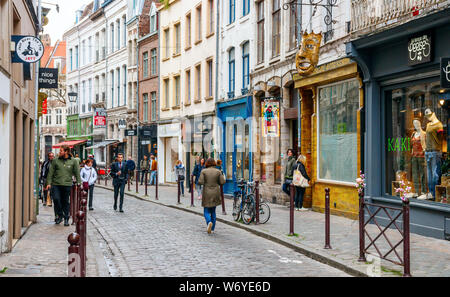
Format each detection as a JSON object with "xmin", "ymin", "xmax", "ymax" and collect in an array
[
  {"xmin": 34, "ymin": 0, "xmax": 42, "ymax": 216},
  {"xmin": 136, "ymin": 18, "xmax": 140, "ymax": 167}
]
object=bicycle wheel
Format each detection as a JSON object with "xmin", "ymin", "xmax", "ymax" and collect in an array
[
  {"xmin": 232, "ymin": 196, "xmax": 241, "ymax": 221},
  {"xmin": 241, "ymin": 195, "xmax": 255, "ymax": 225},
  {"xmin": 258, "ymin": 203, "xmax": 271, "ymax": 224}
]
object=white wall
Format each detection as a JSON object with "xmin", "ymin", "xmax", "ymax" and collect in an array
[{"xmin": 0, "ymin": 72, "xmax": 10, "ymax": 252}]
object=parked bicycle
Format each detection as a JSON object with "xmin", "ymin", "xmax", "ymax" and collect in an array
[
  {"xmin": 232, "ymin": 179, "xmax": 270, "ymax": 224},
  {"xmin": 97, "ymin": 167, "xmax": 112, "ymax": 181}
]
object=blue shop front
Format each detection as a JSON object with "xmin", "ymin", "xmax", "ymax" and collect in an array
[
  {"xmin": 347, "ymin": 8, "xmax": 450, "ymax": 240},
  {"xmin": 217, "ymin": 97, "xmax": 253, "ymax": 194}
]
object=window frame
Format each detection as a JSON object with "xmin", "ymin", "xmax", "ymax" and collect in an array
[
  {"xmin": 143, "ymin": 51, "xmax": 149, "ymax": 78},
  {"xmin": 229, "ymin": 0, "xmax": 235, "ymax": 24},
  {"xmin": 242, "ymin": 42, "xmax": 250, "ymax": 90},
  {"xmin": 271, "ymin": 0, "xmax": 281, "ymax": 57},
  {"xmin": 243, "ymin": 0, "xmax": 250, "ymax": 16},
  {"xmin": 228, "ymin": 48, "xmax": 235, "ymax": 94},
  {"xmin": 257, "ymin": 1, "xmax": 265, "ymax": 64}
]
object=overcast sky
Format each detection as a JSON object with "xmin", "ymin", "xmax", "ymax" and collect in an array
[{"xmin": 42, "ymin": 0, "xmax": 93, "ymax": 42}]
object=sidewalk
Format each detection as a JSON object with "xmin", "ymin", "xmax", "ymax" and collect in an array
[
  {"xmin": 0, "ymin": 202, "xmax": 105, "ymax": 277},
  {"xmin": 98, "ymin": 180, "xmax": 450, "ymax": 277}
]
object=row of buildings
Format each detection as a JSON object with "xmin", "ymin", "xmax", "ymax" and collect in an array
[{"xmin": 60, "ymin": 0, "xmax": 450, "ymax": 240}]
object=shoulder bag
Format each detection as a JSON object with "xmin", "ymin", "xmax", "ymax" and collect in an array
[{"xmin": 293, "ymin": 164, "xmax": 309, "ymax": 188}]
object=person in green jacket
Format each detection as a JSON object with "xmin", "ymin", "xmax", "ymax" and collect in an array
[
  {"xmin": 46, "ymin": 145, "xmax": 82, "ymax": 226},
  {"xmin": 282, "ymin": 149, "xmax": 297, "ymax": 196}
]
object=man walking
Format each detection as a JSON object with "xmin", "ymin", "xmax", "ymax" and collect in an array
[
  {"xmin": 149, "ymin": 154, "xmax": 158, "ymax": 186},
  {"xmin": 40, "ymin": 152, "xmax": 54, "ymax": 207},
  {"xmin": 140, "ymin": 155, "xmax": 150, "ymax": 185},
  {"xmin": 126, "ymin": 155, "xmax": 136, "ymax": 184},
  {"xmin": 111, "ymin": 153, "xmax": 128, "ymax": 212},
  {"xmin": 46, "ymin": 145, "xmax": 82, "ymax": 226}
]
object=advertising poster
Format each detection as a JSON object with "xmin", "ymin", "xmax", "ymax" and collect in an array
[{"xmin": 261, "ymin": 100, "xmax": 280, "ymax": 137}]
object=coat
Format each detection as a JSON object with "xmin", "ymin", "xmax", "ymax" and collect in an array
[
  {"xmin": 80, "ymin": 166, "xmax": 98, "ymax": 186},
  {"xmin": 192, "ymin": 164, "xmax": 204, "ymax": 184},
  {"xmin": 284, "ymin": 156, "xmax": 297, "ymax": 180},
  {"xmin": 46, "ymin": 156, "xmax": 82, "ymax": 186},
  {"xmin": 140, "ymin": 159, "xmax": 150, "ymax": 170},
  {"xmin": 198, "ymin": 167, "xmax": 226, "ymax": 208},
  {"xmin": 126, "ymin": 159, "xmax": 136, "ymax": 171},
  {"xmin": 111, "ymin": 161, "xmax": 128, "ymax": 185}
]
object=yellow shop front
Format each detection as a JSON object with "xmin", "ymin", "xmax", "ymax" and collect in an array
[{"xmin": 294, "ymin": 58, "xmax": 363, "ymax": 219}]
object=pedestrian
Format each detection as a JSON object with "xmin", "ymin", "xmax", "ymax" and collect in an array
[
  {"xmin": 192, "ymin": 158, "xmax": 205, "ymax": 200},
  {"xmin": 294, "ymin": 154, "xmax": 310, "ymax": 211},
  {"xmin": 174, "ymin": 160, "xmax": 186, "ymax": 197},
  {"xmin": 74, "ymin": 153, "xmax": 81, "ymax": 165},
  {"xmin": 88, "ymin": 154, "xmax": 97, "ymax": 172},
  {"xmin": 40, "ymin": 152, "xmax": 55, "ymax": 207},
  {"xmin": 198, "ymin": 158, "xmax": 226, "ymax": 234},
  {"xmin": 282, "ymin": 149, "xmax": 296, "ymax": 197},
  {"xmin": 149, "ymin": 154, "xmax": 158, "ymax": 186},
  {"xmin": 46, "ymin": 145, "xmax": 82, "ymax": 226},
  {"xmin": 215, "ymin": 159, "xmax": 223, "ymax": 173},
  {"xmin": 126, "ymin": 155, "xmax": 136, "ymax": 184},
  {"xmin": 140, "ymin": 155, "xmax": 150, "ymax": 185},
  {"xmin": 111, "ymin": 153, "xmax": 128, "ymax": 212},
  {"xmin": 80, "ymin": 158, "xmax": 98, "ymax": 211}
]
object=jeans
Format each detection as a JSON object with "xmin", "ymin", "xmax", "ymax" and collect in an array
[
  {"xmin": 411, "ymin": 156, "xmax": 426, "ymax": 195},
  {"xmin": 149, "ymin": 171, "xmax": 157, "ymax": 185},
  {"xmin": 294, "ymin": 186, "xmax": 305, "ymax": 208},
  {"xmin": 178, "ymin": 180, "xmax": 184, "ymax": 195},
  {"xmin": 140, "ymin": 170, "xmax": 148, "ymax": 184},
  {"xmin": 52, "ymin": 185, "xmax": 72, "ymax": 220},
  {"xmin": 282, "ymin": 180, "xmax": 293, "ymax": 196},
  {"xmin": 203, "ymin": 207, "xmax": 217, "ymax": 231},
  {"xmin": 113, "ymin": 182, "xmax": 126, "ymax": 210},
  {"xmin": 88, "ymin": 184, "xmax": 95, "ymax": 208},
  {"xmin": 425, "ymin": 151, "xmax": 441, "ymax": 198}
]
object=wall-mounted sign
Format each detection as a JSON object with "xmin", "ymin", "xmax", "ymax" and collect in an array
[
  {"xmin": 94, "ymin": 108, "xmax": 106, "ymax": 128},
  {"xmin": 118, "ymin": 119, "xmax": 127, "ymax": 129},
  {"xmin": 441, "ymin": 57, "xmax": 450, "ymax": 89},
  {"xmin": 261, "ymin": 100, "xmax": 280, "ymax": 137},
  {"xmin": 38, "ymin": 68, "xmax": 58, "ymax": 89},
  {"xmin": 125, "ymin": 129, "xmax": 137, "ymax": 136},
  {"xmin": 408, "ymin": 33, "xmax": 432, "ymax": 66},
  {"xmin": 14, "ymin": 36, "xmax": 44, "ymax": 63},
  {"xmin": 296, "ymin": 31, "xmax": 322, "ymax": 76}
]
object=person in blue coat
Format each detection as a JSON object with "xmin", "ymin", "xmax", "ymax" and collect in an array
[{"xmin": 126, "ymin": 155, "xmax": 136, "ymax": 184}]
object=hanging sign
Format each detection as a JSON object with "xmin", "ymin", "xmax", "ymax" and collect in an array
[
  {"xmin": 38, "ymin": 68, "xmax": 58, "ymax": 88},
  {"xmin": 125, "ymin": 129, "xmax": 137, "ymax": 136},
  {"xmin": 261, "ymin": 100, "xmax": 280, "ymax": 137},
  {"xmin": 407, "ymin": 33, "xmax": 432, "ymax": 66},
  {"xmin": 14, "ymin": 36, "xmax": 44, "ymax": 63},
  {"xmin": 94, "ymin": 108, "xmax": 106, "ymax": 128},
  {"xmin": 441, "ymin": 57, "xmax": 450, "ymax": 89}
]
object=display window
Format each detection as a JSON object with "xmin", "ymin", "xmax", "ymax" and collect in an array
[{"xmin": 385, "ymin": 80, "xmax": 450, "ymax": 204}]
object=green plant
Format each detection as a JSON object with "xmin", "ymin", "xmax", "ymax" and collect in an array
[
  {"xmin": 287, "ymin": 233, "xmax": 299, "ymax": 237},
  {"xmin": 381, "ymin": 266, "xmax": 403, "ymax": 276},
  {"xmin": 0, "ymin": 267, "xmax": 7, "ymax": 273}
]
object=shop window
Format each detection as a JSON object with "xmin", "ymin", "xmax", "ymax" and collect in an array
[
  {"xmin": 318, "ymin": 79, "xmax": 359, "ymax": 183},
  {"xmin": 385, "ymin": 81, "xmax": 449, "ymax": 204}
]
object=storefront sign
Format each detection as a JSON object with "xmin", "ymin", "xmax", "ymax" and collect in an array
[
  {"xmin": 141, "ymin": 140, "xmax": 151, "ymax": 145},
  {"xmin": 13, "ymin": 36, "xmax": 44, "ymax": 63},
  {"xmin": 408, "ymin": 33, "xmax": 432, "ymax": 66},
  {"xmin": 118, "ymin": 119, "xmax": 126, "ymax": 129},
  {"xmin": 38, "ymin": 68, "xmax": 58, "ymax": 89},
  {"xmin": 125, "ymin": 129, "xmax": 137, "ymax": 136},
  {"xmin": 441, "ymin": 57, "xmax": 450, "ymax": 89},
  {"xmin": 94, "ymin": 108, "xmax": 106, "ymax": 128},
  {"xmin": 261, "ymin": 100, "xmax": 280, "ymax": 137}
]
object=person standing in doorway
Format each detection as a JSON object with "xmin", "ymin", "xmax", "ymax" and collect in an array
[
  {"xmin": 198, "ymin": 158, "xmax": 226, "ymax": 234},
  {"xmin": 282, "ymin": 149, "xmax": 296, "ymax": 197},
  {"xmin": 80, "ymin": 159, "xmax": 98, "ymax": 211},
  {"xmin": 174, "ymin": 160, "xmax": 186, "ymax": 197},
  {"xmin": 149, "ymin": 154, "xmax": 158, "ymax": 186},
  {"xmin": 46, "ymin": 146, "xmax": 82, "ymax": 226},
  {"xmin": 126, "ymin": 155, "xmax": 136, "ymax": 185},
  {"xmin": 193, "ymin": 158, "xmax": 205, "ymax": 200},
  {"xmin": 294, "ymin": 155, "xmax": 310, "ymax": 211},
  {"xmin": 140, "ymin": 155, "xmax": 150, "ymax": 185},
  {"xmin": 111, "ymin": 153, "xmax": 128, "ymax": 212}
]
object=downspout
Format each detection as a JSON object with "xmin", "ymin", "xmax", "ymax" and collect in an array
[
  {"xmin": 103, "ymin": 11, "xmax": 109, "ymax": 166},
  {"xmin": 136, "ymin": 17, "xmax": 140, "ymax": 167}
]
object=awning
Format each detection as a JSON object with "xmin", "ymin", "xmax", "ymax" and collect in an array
[
  {"xmin": 85, "ymin": 139, "xmax": 119, "ymax": 150},
  {"xmin": 52, "ymin": 139, "xmax": 88, "ymax": 149}
]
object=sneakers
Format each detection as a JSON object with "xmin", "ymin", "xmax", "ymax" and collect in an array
[
  {"xmin": 207, "ymin": 222, "xmax": 213, "ymax": 234},
  {"xmin": 299, "ymin": 207, "xmax": 309, "ymax": 211}
]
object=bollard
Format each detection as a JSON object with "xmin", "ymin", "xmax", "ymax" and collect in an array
[
  {"xmin": 220, "ymin": 184, "xmax": 226, "ymax": 215},
  {"xmin": 177, "ymin": 179, "xmax": 181, "ymax": 204},
  {"xmin": 68, "ymin": 232, "xmax": 81, "ymax": 277},
  {"xmin": 128, "ymin": 175, "xmax": 131, "ymax": 191},
  {"xmin": 75, "ymin": 210, "xmax": 86, "ymax": 277},
  {"xmin": 136, "ymin": 170, "xmax": 139, "ymax": 193},
  {"xmin": 70, "ymin": 185, "xmax": 75, "ymax": 225},
  {"xmin": 155, "ymin": 171, "xmax": 158, "ymax": 200},
  {"xmin": 324, "ymin": 188, "xmax": 332, "ymax": 249},
  {"xmin": 358, "ymin": 190, "xmax": 366, "ymax": 262},
  {"xmin": 145, "ymin": 172, "xmax": 148, "ymax": 197},
  {"xmin": 403, "ymin": 200, "xmax": 411, "ymax": 277},
  {"xmin": 105, "ymin": 170, "xmax": 107, "ymax": 186},
  {"xmin": 190, "ymin": 175, "xmax": 194, "ymax": 207},
  {"xmin": 255, "ymin": 181, "xmax": 259, "ymax": 224},
  {"xmin": 289, "ymin": 183, "xmax": 295, "ymax": 236}
]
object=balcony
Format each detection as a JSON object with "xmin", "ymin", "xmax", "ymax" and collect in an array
[{"xmin": 350, "ymin": 0, "xmax": 447, "ymax": 37}]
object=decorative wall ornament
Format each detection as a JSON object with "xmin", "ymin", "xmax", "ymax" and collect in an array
[
  {"xmin": 283, "ymin": 0, "xmax": 338, "ymax": 26},
  {"xmin": 296, "ymin": 31, "xmax": 322, "ymax": 76}
]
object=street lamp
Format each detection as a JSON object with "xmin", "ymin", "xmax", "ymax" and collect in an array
[{"xmin": 68, "ymin": 92, "xmax": 78, "ymax": 103}]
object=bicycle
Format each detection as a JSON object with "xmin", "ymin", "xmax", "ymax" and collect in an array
[
  {"xmin": 232, "ymin": 179, "xmax": 247, "ymax": 221},
  {"xmin": 233, "ymin": 179, "xmax": 271, "ymax": 225},
  {"xmin": 98, "ymin": 167, "xmax": 112, "ymax": 181}
]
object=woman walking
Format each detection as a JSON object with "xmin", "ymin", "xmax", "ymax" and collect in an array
[
  {"xmin": 192, "ymin": 158, "xmax": 205, "ymax": 200},
  {"xmin": 174, "ymin": 160, "xmax": 186, "ymax": 197},
  {"xmin": 198, "ymin": 158, "xmax": 226, "ymax": 234},
  {"xmin": 81, "ymin": 159, "xmax": 98, "ymax": 211},
  {"xmin": 294, "ymin": 155, "xmax": 310, "ymax": 211}
]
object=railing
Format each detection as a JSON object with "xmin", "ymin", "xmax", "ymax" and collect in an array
[{"xmin": 351, "ymin": 0, "xmax": 446, "ymax": 34}]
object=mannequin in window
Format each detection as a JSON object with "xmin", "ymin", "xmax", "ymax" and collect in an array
[
  {"xmin": 424, "ymin": 108, "xmax": 444, "ymax": 200},
  {"xmin": 411, "ymin": 119, "xmax": 427, "ymax": 200}
]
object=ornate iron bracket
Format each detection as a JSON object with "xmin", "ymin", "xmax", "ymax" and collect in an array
[{"xmin": 282, "ymin": 0, "xmax": 338, "ymax": 26}]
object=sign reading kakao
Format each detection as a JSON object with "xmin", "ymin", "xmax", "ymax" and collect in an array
[
  {"xmin": 15, "ymin": 36, "xmax": 44, "ymax": 63},
  {"xmin": 441, "ymin": 57, "xmax": 450, "ymax": 89},
  {"xmin": 38, "ymin": 68, "xmax": 58, "ymax": 89},
  {"xmin": 408, "ymin": 33, "xmax": 432, "ymax": 66},
  {"xmin": 94, "ymin": 108, "xmax": 106, "ymax": 128}
]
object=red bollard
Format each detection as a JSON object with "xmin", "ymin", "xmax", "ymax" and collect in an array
[
  {"xmin": 220, "ymin": 184, "xmax": 226, "ymax": 215},
  {"xmin": 289, "ymin": 183, "xmax": 295, "ymax": 236},
  {"xmin": 177, "ymin": 179, "xmax": 181, "ymax": 204},
  {"xmin": 324, "ymin": 188, "xmax": 332, "ymax": 249},
  {"xmin": 70, "ymin": 185, "xmax": 75, "ymax": 225},
  {"xmin": 75, "ymin": 210, "xmax": 86, "ymax": 277},
  {"xmin": 136, "ymin": 170, "xmax": 139, "ymax": 193},
  {"xmin": 145, "ymin": 172, "xmax": 148, "ymax": 197},
  {"xmin": 68, "ymin": 232, "xmax": 81, "ymax": 277},
  {"xmin": 255, "ymin": 181, "xmax": 259, "ymax": 224},
  {"xmin": 403, "ymin": 200, "xmax": 411, "ymax": 277},
  {"xmin": 190, "ymin": 175, "xmax": 194, "ymax": 207},
  {"xmin": 155, "ymin": 171, "xmax": 158, "ymax": 200},
  {"xmin": 128, "ymin": 175, "xmax": 131, "ymax": 191},
  {"xmin": 358, "ymin": 190, "xmax": 366, "ymax": 262}
]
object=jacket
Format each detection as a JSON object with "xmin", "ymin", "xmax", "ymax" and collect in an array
[
  {"xmin": 46, "ymin": 156, "xmax": 82, "ymax": 186},
  {"xmin": 198, "ymin": 167, "xmax": 226, "ymax": 208},
  {"xmin": 174, "ymin": 164, "xmax": 185, "ymax": 181},
  {"xmin": 295, "ymin": 161, "xmax": 310, "ymax": 183},
  {"xmin": 192, "ymin": 163, "xmax": 204, "ymax": 184},
  {"xmin": 111, "ymin": 161, "xmax": 128, "ymax": 185},
  {"xmin": 284, "ymin": 156, "xmax": 297, "ymax": 180},
  {"xmin": 140, "ymin": 159, "xmax": 150, "ymax": 170},
  {"xmin": 150, "ymin": 159, "xmax": 158, "ymax": 171},
  {"xmin": 40, "ymin": 159, "xmax": 52, "ymax": 184},
  {"xmin": 126, "ymin": 159, "xmax": 136, "ymax": 171},
  {"xmin": 80, "ymin": 166, "xmax": 98, "ymax": 186}
]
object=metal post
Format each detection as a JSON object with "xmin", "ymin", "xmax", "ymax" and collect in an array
[
  {"xmin": 358, "ymin": 190, "xmax": 366, "ymax": 262},
  {"xmin": 34, "ymin": 0, "xmax": 42, "ymax": 217},
  {"xmin": 68, "ymin": 232, "xmax": 81, "ymax": 277},
  {"xmin": 324, "ymin": 188, "xmax": 332, "ymax": 249},
  {"xmin": 177, "ymin": 179, "xmax": 181, "ymax": 204},
  {"xmin": 127, "ymin": 174, "xmax": 131, "ymax": 191},
  {"xmin": 135, "ymin": 170, "xmax": 139, "ymax": 193},
  {"xmin": 289, "ymin": 183, "xmax": 295, "ymax": 236},
  {"xmin": 144, "ymin": 171, "xmax": 148, "ymax": 197},
  {"xmin": 70, "ymin": 184, "xmax": 75, "ymax": 225},
  {"xmin": 155, "ymin": 171, "xmax": 158, "ymax": 200},
  {"xmin": 403, "ymin": 200, "xmax": 411, "ymax": 277},
  {"xmin": 75, "ymin": 210, "xmax": 85, "ymax": 277},
  {"xmin": 190, "ymin": 175, "xmax": 194, "ymax": 207},
  {"xmin": 220, "ymin": 184, "xmax": 226, "ymax": 215},
  {"xmin": 254, "ymin": 181, "xmax": 259, "ymax": 223}
]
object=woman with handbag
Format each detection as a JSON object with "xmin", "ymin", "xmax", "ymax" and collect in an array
[
  {"xmin": 80, "ymin": 159, "xmax": 98, "ymax": 211},
  {"xmin": 293, "ymin": 155, "xmax": 310, "ymax": 211}
]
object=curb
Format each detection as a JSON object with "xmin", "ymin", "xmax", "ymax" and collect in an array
[{"xmin": 97, "ymin": 184, "xmax": 368, "ymax": 277}]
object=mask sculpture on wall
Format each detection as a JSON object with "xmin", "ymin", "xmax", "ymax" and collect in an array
[{"xmin": 296, "ymin": 31, "xmax": 322, "ymax": 76}]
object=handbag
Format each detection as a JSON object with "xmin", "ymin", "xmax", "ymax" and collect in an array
[
  {"xmin": 293, "ymin": 164, "xmax": 310, "ymax": 188},
  {"xmin": 83, "ymin": 168, "xmax": 93, "ymax": 191}
]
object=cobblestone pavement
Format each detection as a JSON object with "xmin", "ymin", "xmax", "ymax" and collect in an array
[
  {"xmin": 87, "ymin": 187, "xmax": 349, "ymax": 277},
  {"xmin": 97, "ymin": 180, "xmax": 450, "ymax": 277}
]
